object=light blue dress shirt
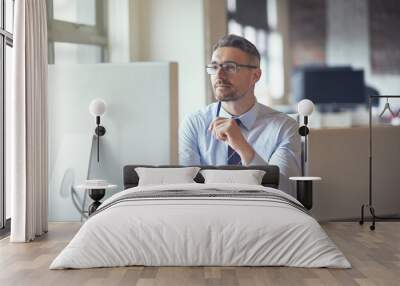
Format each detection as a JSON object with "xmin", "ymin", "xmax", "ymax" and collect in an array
[{"xmin": 179, "ymin": 101, "xmax": 301, "ymax": 197}]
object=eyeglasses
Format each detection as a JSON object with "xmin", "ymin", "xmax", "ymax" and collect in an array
[{"xmin": 206, "ymin": 61, "xmax": 258, "ymax": 75}]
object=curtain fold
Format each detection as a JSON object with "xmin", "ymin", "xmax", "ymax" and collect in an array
[{"xmin": 9, "ymin": 0, "xmax": 48, "ymax": 242}]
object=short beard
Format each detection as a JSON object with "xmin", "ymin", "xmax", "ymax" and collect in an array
[{"xmin": 215, "ymin": 90, "xmax": 247, "ymax": 102}]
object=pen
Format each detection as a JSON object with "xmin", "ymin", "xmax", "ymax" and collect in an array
[{"xmin": 216, "ymin": 101, "xmax": 221, "ymax": 117}]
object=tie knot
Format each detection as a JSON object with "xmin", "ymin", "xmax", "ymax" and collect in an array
[{"xmin": 233, "ymin": 118, "xmax": 241, "ymax": 126}]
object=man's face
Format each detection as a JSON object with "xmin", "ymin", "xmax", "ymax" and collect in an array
[{"xmin": 210, "ymin": 47, "xmax": 261, "ymax": 102}]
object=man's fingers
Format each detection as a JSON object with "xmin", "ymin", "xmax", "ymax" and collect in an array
[
  {"xmin": 209, "ymin": 117, "xmax": 225, "ymax": 127},
  {"xmin": 212, "ymin": 119, "xmax": 230, "ymax": 132},
  {"xmin": 214, "ymin": 130, "xmax": 227, "ymax": 141},
  {"xmin": 208, "ymin": 117, "xmax": 229, "ymax": 132},
  {"xmin": 210, "ymin": 121, "xmax": 228, "ymax": 142},
  {"xmin": 209, "ymin": 117, "xmax": 238, "ymax": 143}
]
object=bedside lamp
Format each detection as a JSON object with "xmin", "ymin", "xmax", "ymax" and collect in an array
[
  {"xmin": 89, "ymin": 98, "xmax": 107, "ymax": 162},
  {"xmin": 297, "ymin": 99, "xmax": 314, "ymax": 176},
  {"xmin": 289, "ymin": 99, "xmax": 320, "ymax": 210}
]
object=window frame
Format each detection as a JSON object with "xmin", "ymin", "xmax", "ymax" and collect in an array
[
  {"xmin": 47, "ymin": 0, "xmax": 108, "ymax": 64},
  {"xmin": 1, "ymin": 0, "xmax": 14, "ymax": 232}
]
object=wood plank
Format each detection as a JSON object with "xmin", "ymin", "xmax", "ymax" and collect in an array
[{"xmin": 0, "ymin": 222, "xmax": 400, "ymax": 286}]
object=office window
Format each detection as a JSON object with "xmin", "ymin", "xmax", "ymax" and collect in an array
[
  {"xmin": 4, "ymin": 44, "xmax": 11, "ymax": 221},
  {"xmin": 47, "ymin": 0, "xmax": 108, "ymax": 64},
  {"xmin": 227, "ymin": 0, "xmax": 285, "ymax": 100},
  {"xmin": 53, "ymin": 0, "xmax": 96, "ymax": 26},
  {"xmin": 5, "ymin": 0, "xmax": 13, "ymax": 32},
  {"xmin": 54, "ymin": 42, "xmax": 102, "ymax": 64},
  {"xmin": 267, "ymin": 32, "xmax": 284, "ymax": 99},
  {"xmin": 1, "ymin": 0, "xmax": 14, "ymax": 231}
]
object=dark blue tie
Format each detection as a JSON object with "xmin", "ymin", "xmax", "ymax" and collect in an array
[{"xmin": 228, "ymin": 118, "xmax": 242, "ymax": 165}]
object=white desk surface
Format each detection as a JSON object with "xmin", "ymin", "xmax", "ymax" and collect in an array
[
  {"xmin": 289, "ymin": 176, "xmax": 322, "ymax": 181},
  {"xmin": 75, "ymin": 184, "xmax": 118, "ymax": 190}
]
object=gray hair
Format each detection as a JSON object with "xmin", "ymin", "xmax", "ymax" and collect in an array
[{"xmin": 213, "ymin": 34, "xmax": 261, "ymax": 64}]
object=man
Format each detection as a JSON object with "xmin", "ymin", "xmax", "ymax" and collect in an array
[{"xmin": 179, "ymin": 34, "xmax": 301, "ymax": 197}]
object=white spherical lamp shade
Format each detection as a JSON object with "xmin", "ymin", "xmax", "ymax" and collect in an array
[
  {"xmin": 297, "ymin": 99, "xmax": 314, "ymax": 116},
  {"xmin": 89, "ymin": 98, "xmax": 107, "ymax": 117}
]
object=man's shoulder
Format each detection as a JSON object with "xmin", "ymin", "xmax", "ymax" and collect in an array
[
  {"xmin": 256, "ymin": 103, "xmax": 298, "ymax": 126},
  {"xmin": 182, "ymin": 103, "xmax": 217, "ymax": 129},
  {"xmin": 185, "ymin": 103, "xmax": 216, "ymax": 122}
]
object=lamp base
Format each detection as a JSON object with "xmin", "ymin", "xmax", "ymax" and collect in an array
[
  {"xmin": 296, "ymin": 180, "xmax": 313, "ymax": 210},
  {"xmin": 290, "ymin": 177, "xmax": 321, "ymax": 211},
  {"xmin": 88, "ymin": 188, "xmax": 106, "ymax": 215},
  {"xmin": 359, "ymin": 204, "xmax": 376, "ymax": 231}
]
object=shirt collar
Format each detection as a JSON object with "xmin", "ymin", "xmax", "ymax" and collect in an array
[{"xmin": 218, "ymin": 101, "xmax": 258, "ymax": 130}]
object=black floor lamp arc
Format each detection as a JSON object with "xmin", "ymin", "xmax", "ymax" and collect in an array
[{"xmin": 359, "ymin": 95, "xmax": 400, "ymax": 231}]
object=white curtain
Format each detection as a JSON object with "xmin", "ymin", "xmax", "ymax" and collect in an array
[{"xmin": 8, "ymin": 0, "xmax": 48, "ymax": 242}]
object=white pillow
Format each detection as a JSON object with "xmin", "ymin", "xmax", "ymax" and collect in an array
[
  {"xmin": 135, "ymin": 167, "xmax": 200, "ymax": 186},
  {"xmin": 200, "ymin": 169, "xmax": 266, "ymax": 185}
]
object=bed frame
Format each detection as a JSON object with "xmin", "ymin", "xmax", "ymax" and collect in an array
[{"xmin": 123, "ymin": 165, "xmax": 280, "ymax": 189}]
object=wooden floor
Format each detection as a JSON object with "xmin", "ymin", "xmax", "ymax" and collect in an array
[{"xmin": 0, "ymin": 222, "xmax": 399, "ymax": 286}]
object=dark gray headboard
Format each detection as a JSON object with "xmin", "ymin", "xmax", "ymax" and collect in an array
[{"xmin": 123, "ymin": 165, "xmax": 280, "ymax": 189}]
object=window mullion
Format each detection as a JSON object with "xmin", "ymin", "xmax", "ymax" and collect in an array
[
  {"xmin": 0, "ymin": 34, "xmax": 4, "ymax": 229},
  {"xmin": 1, "ymin": 0, "xmax": 4, "ymax": 30},
  {"xmin": 0, "ymin": 28, "xmax": 12, "ymax": 39},
  {"xmin": 48, "ymin": 19, "xmax": 107, "ymax": 46},
  {"xmin": 96, "ymin": 0, "xmax": 108, "ymax": 62}
]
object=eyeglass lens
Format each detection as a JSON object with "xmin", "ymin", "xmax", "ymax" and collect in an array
[{"xmin": 206, "ymin": 63, "xmax": 237, "ymax": 75}]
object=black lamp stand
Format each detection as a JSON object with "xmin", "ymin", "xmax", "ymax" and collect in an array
[
  {"xmin": 299, "ymin": 115, "xmax": 310, "ymax": 176},
  {"xmin": 296, "ymin": 115, "xmax": 314, "ymax": 210},
  {"xmin": 94, "ymin": 115, "xmax": 106, "ymax": 162}
]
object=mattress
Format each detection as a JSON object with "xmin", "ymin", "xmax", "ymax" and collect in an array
[{"xmin": 50, "ymin": 183, "xmax": 351, "ymax": 269}]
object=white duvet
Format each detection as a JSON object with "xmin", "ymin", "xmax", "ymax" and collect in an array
[{"xmin": 50, "ymin": 183, "xmax": 351, "ymax": 269}]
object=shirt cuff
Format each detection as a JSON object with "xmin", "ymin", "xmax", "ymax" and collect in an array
[{"xmin": 247, "ymin": 152, "xmax": 267, "ymax": 166}]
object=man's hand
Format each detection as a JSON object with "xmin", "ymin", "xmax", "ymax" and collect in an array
[{"xmin": 208, "ymin": 117, "xmax": 255, "ymax": 165}]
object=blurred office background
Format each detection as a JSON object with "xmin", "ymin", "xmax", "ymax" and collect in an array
[
  {"xmin": 2, "ymin": 0, "xmax": 399, "ymax": 225},
  {"xmin": 41, "ymin": 0, "xmax": 400, "ymax": 221},
  {"xmin": 46, "ymin": 0, "xmax": 400, "ymax": 127}
]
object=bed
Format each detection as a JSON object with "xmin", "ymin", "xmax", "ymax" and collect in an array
[{"xmin": 50, "ymin": 165, "xmax": 350, "ymax": 269}]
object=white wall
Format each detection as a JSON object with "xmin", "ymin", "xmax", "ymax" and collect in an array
[
  {"xmin": 326, "ymin": 0, "xmax": 400, "ymax": 96},
  {"xmin": 129, "ymin": 0, "xmax": 226, "ymax": 122},
  {"xmin": 48, "ymin": 63, "xmax": 178, "ymax": 221},
  {"xmin": 130, "ymin": 0, "xmax": 206, "ymax": 122},
  {"xmin": 47, "ymin": 0, "xmax": 228, "ymax": 221},
  {"xmin": 106, "ymin": 0, "xmax": 227, "ymax": 121}
]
